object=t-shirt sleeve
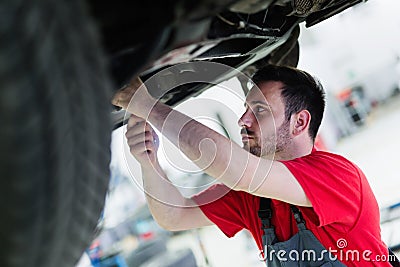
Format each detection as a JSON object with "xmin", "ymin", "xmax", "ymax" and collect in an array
[
  {"xmin": 281, "ymin": 152, "xmax": 361, "ymax": 229},
  {"xmin": 191, "ymin": 183, "xmax": 246, "ymax": 238}
]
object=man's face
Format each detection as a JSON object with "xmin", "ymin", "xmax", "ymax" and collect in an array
[{"xmin": 238, "ymin": 81, "xmax": 292, "ymax": 159}]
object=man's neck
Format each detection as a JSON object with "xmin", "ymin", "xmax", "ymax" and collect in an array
[{"xmin": 264, "ymin": 143, "xmax": 313, "ymax": 161}]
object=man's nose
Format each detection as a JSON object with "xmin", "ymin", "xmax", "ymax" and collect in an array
[{"xmin": 238, "ymin": 112, "xmax": 253, "ymax": 128}]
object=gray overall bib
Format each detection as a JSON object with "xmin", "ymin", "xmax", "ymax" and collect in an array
[
  {"xmin": 258, "ymin": 198, "xmax": 400, "ymax": 267},
  {"xmin": 258, "ymin": 198, "xmax": 346, "ymax": 266}
]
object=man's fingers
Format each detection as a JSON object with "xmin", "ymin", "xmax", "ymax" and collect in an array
[
  {"xmin": 127, "ymin": 115, "xmax": 145, "ymax": 127},
  {"xmin": 126, "ymin": 131, "xmax": 154, "ymax": 146},
  {"xmin": 129, "ymin": 139, "xmax": 157, "ymax": 156},
  {"xmin": 111, "ymin": 88, "xmax": 130, "ymax": 109},
  {"xmin": 111, "ymin": 77, "xmax": 145, "ymax": 109},
  {"xmin": 124, "ymin": 111, "xmax": 158, "ymax": 162},
  {"xmin": 126, "ymin": 122, "xmax": 153, "ymax": 138},
  {"xmin": 111, "ymin": 93, "xmax": 119, "ymax": 106},
  {"xmin": 129, "ymin": 77, "xmax": 144, "ymax": 90}
]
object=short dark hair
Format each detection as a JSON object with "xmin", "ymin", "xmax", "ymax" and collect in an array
[{"xmin": 251, "ymin": 65, "xmax": 325, "ymax": 141}]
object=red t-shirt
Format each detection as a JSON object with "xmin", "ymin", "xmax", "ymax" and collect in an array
[{"xmin": 192, "ymin": 149, "xmax": 391, "ymax": 266}]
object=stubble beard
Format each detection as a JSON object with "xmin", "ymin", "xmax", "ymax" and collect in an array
[{"xmin": 244, "ymin": 120, "xmax": 292, "ymax": 158}]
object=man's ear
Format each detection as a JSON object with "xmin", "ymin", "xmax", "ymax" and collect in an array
[{"xmin": 291, "ymin": 110, "xmax": 311, "ymax": 136}]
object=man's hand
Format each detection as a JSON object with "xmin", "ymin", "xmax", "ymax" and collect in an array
[
  {"xmin": 112, "ymin": 77, "xmax": 144, "ymax": 110},
  {"xmin": 112, "ymin": 77, "xmax": 155, "ymax": 117},
  {"xmin": 125, "ymin": 114, "xmax": 159, "ymax": 167}
]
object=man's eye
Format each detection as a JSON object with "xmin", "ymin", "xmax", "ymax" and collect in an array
[{"xmin": 256, "ymin": 107, "xmax": 265, "ymax": 113}]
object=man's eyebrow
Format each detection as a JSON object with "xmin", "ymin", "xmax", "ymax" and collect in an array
[
  {"xmin": 252, "ymin": 100, "xmax": 269, "ymax": 106},
  {"xmin": 244, "ymin": 100, "xmax": 270, "ymax": 107}
]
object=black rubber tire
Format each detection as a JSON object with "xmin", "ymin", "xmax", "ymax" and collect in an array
[{"xmin": 0, "ymin": 1, "xmax": 112, "ymax": 267}]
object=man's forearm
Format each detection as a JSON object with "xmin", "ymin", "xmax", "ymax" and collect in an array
[
  {"xmin": 144, "ymin": 101, "xmax": 257, "ymax": 190},
  {"xmin": 141, "ymin": 162, "xmax": 194, "ymax": 230},
  {"xmin": 127, "ymin": 88, "xmax": 310, "ymax": 206}
]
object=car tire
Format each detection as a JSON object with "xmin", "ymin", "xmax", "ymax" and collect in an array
[{"xmin": 0, "ymin": 1, "xmax": 112, "ymax": 267}]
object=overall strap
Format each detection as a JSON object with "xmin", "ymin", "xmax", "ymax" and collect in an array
[
  {"xmin": 258, "ymin": 198, "xmax": 272, "ymax": 229},
  {"xmin": 258, "ymin": 198, "xmax": 278, "ymax": 249},
  {"xmin": 290, "ymin": 205, "xmax": 306, "ymax": 230},
  {"xmin": 258, "ymin": 198, "xmax": 280, "ymax": 266},
  {"xmin": 258, "ymin": 199, "xmax": 306, "ymax": 267},
  {"xmin": 258, "ymin": 198, "xmax": 306, "ymax": 233},
  {"xmin": 258, "ymin": 198, "xmax": 308, "ymax": 247}
]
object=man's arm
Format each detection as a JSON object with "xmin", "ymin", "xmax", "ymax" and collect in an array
[
  {"xmin": 125, "ymin": 115, "xmax": 213, "ymax": 231},
  {"xmin": 145, "ymin": 102, "xmax": 311, "ymax": 207},
  {"xmin": 113, "ymin": 78, "xmax": 311, "ymax": 207},
  {"xmin": 142, "ymin": 164, "xmax": 214, "ymax": 231}
]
